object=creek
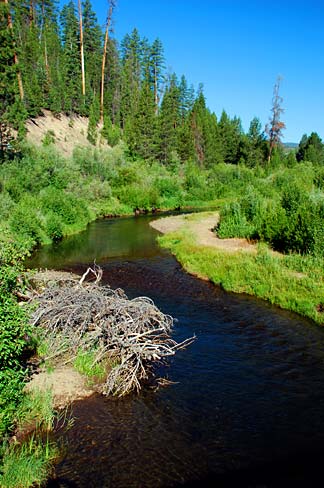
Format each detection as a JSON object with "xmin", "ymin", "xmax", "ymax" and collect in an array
[{"xmin": 27, "ymin": 214, "xmax": 324, "ymax": 487}]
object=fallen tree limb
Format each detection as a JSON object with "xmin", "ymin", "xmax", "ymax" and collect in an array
[{"xmin": 30, "ymin": 271, "xmax": 195, "ymax": 396}]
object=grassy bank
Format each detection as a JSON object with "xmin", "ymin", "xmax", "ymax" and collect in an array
[
  {"xmin": 0, "ymin": 389, "xmax": 58, "ymax": 488},
  {"xmin": 0, "ymin": 248, "xmax": 59, "ymax": 487},
  {"xmin": 158, "ymin": 220, "xmax": 324, "ymax": 325}
]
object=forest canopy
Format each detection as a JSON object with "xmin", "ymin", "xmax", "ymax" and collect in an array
[{"xmin": 1, "ymin": 0, "xmax": 323, "ymax": 167}]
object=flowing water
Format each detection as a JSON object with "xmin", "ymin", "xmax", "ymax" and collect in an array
[{"xmin": 27, "ymin": 215, "xmax": 324, "ymax": 487}]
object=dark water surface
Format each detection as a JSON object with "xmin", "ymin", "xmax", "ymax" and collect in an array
[{"xmin": 27, "ymin": 216, "xmax": 324, "ymax": 487}]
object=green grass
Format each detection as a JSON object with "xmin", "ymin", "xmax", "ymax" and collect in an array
[
  {"xmin": 0, "ymin": 436, "xmax": 58, "ymax": 488},
  {"xmin": 0, "ymin": 390, "xmax": 58, "ymax": 488},
  {"xmin": 73, "ymin": 349, "xmax": 108, "ymax": 384},
  {"xmin": 15, "ymin": 389, "xmax": 55, "ymax": 433},
  {"xmin": 158, "ymin": 231, "xmax": 324, "ymax": 325}
]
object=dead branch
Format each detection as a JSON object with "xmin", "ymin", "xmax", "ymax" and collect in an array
[
  {"xmin": 30, "ymin": 272, "xmax": 195, "ymax": 396},
  {"xmin": 79, "ymin": 264, "xmax": 103, "ymax": 286}
]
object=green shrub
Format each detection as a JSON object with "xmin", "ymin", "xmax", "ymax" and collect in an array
[
  {"xmin": 0, "ymin": 193, "xmax": 15, "ymax": 220},
  {"xmin": 0, "ymin": 266, "xmax": 31, "ymax": 435},
  {"xmin": 40, "ymin": 187, "xmax": 89, "ymax": 226},
  {"xmin": 116, "ymin": 182, "xmax": 159, "ymax": 210},
  {"xmin": 184, "ymin": 164, "xmax": 213, "ymax": 200},
  {"xmin": 9, "ymin": 203, "xmax": 44, "ymax": 245},
  {"xmin": 45, "ymin": 213, "xmax": 63, "ymax": 241},
  {"xmin": 240, "ymin": 185, "xmax": 263, "ymax": 221},
  {"xmin": 0, "ymin": 369, "xmax": 26, "ymax": 435},
  {"xmin": 281, "ymin": 183, "xmax": 308, "ymax": 216},
  {"xmin": 314, "ymin": 166, "xmax": 324, "ymax": 189},
  {"xmin": 101, "ymin": 117, "xmax": 121, "ymax": 147},
  {"xmin": 42, "ymin": 130, "xmax": 55, "ymax": 146},
  {"xmin": 254, "ymin": 199, "xmax": 287, "ymax": 246},
  {"xmin": 217, "ymin": 202, "xmax": 255, "ymax": 238}
]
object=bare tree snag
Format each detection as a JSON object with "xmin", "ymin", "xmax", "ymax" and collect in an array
[
  {"xmin": 266, "ymin": 76, "xmax": 285, "ymax": 162},
  {"xmin": 78, "ymin": 0, "xmax": 86, "ymax": 97},
  {"xmin": 4, "ymin": 0, "xmax": 24, "ymax": 100},
  {"xmin": 100, "ymin": 0, "xmax": 115, "ymax": 123}
]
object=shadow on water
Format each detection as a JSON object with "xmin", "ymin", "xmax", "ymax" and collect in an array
[{"xmin": 27, "ymin": 215, "xmax": 324, "ymax": 487}]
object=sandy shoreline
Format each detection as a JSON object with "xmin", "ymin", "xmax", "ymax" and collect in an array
[{"xmin": 150, "ymin": 212, "xmax": 256, "ymax": 253}]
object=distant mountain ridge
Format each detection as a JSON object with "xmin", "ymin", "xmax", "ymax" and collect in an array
[{"xmin": 283, "ymin": 142, "xmax": 298, "ymax": 148}]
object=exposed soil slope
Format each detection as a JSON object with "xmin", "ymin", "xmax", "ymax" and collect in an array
[{"xmin": 26, "ymin": 109, "xmax": 108, "ymax": 156}]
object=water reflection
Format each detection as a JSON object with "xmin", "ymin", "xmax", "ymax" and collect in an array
[
  {"xmin": 26, "ymin": 215, "xmax": 324, "ymax": 487},
  {"xmin": 26, "ymin": 215, "xmax": 164, "ymax": 268}
]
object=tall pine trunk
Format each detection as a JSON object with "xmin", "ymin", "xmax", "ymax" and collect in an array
[
  {"xmin": 100, "ymin": 0, "xmax": 115, "ymax": 123},
  {"xmin": 4, "ymin": 0, "xmax": 24, "ymax": 100}
]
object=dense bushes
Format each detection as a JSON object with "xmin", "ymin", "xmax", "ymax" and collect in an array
[
  {"xmin": 0, "ymin": 262, "xmax": 31, "ymax": 435},
  {"xmin": 1, "ymin": 142, "xmax": 324, "ymax": 260},
  {"xmin": 217, "ymin": 165, "xmax": 324, "ymax": 257}
]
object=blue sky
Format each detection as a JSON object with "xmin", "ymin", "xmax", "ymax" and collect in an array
[{"xmin": 75, "ymin": 0, "xmax": 324, "ymax": 142}]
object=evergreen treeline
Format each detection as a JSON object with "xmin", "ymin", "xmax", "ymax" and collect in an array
[{"xmin": 1, "ymin": 0, "xmax": 324, "ymax": 167}]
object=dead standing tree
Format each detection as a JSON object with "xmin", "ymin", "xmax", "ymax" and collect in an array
[
  {"xmin": 266, "ymin": 76, "xmax": 285, "ymax": 162},
  {"xmin": 100, "ymin": 0, "xmax": 116, "ymax": 123}
]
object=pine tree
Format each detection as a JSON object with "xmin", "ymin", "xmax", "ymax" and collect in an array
[
  {"xmin": 103, "ymin": 38, "xmax": 121, "ymax": 125},
  {"xmin": 218, "ymin": 110, "xmax": 243, "ymax": 164},
  {"xmin": 125, "ymin": 78, "xmax": 156, "ymax": 159},
  {"xmin": 82, "ymin": 0, "xmax": 102, "ymax": 104},
  {"xmin": 3, "ymin": 0, "xmax": 24, "ymax": 100},
  {"xmin": 203, "ymin": 111, "xmax": 222, "ymax": 167},
  {"xmin": 190, "ymin": 86, "xmax": 207, "ymax": 165},
  {"xmin": 149, "ymin": 38, "xmax": 165, "ymax": 113},
  {"xmin": 296, "ymin": 132, "xmax": 324, "ymax": 165},
  {"xmin": 77, "ymin": 0, "xmax": 85, "ymax": 98},
  {"xmin": 175, "ymin": 75, "xmax": 195, "ymax": 162},
  {"xmin": 0, "ymin": 0, "xmax": 21, "ymax": 152},
  {"xmin": 179, "ymin": 75, "xmax": 194, "ymax": 119},
  {"xmin": 21, "ymin": 22, "xmax": 45, "ymax": 115},
  {"xmin": 120, "ymin": 28, "xmax": 143, "ymax": 128},
  {"xmin": 87, "ymin": 94, "xmax": 100, "ymax": 144},
  {"xmin": 157, "ymin": 73, "xmax": 181, "ymax": 164},
  {"xmin": 243, "ymin": 116, "xmax": 267, "ymax": 167},
  {"xmin": 60, "ymin": 1, "xmax": 82, "ymax": 113}
]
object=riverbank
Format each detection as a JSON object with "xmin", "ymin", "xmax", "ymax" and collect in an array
[{"xmin": 151, "ymin": 212, "xmax": 324, "ymax": 325}]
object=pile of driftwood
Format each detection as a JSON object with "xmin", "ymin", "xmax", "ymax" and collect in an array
[{"xmin": 30, "ymin": 266, "xmax": 194, "ymax": 396}]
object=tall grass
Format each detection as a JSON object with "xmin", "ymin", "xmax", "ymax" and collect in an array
[
  {"xmin": 0, "ymin": 436, "xmax": 58, "ymax": 488},
  {"xmin": 0, "ymin": 390, "xmax": 58, "ymax": 488},
  {"xmin": 158, "ymin": 230, "xmax": 324, "ymax": 325}
]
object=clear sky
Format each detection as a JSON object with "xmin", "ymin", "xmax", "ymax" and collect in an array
[{"xmin": 75, "ymin": 0, "xmax": 324, "ymax": 142}]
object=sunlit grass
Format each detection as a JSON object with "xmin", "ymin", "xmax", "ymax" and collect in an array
[
  {"xmin": 73, "ymin": 348, "xmax": 108, "ymax": 384},
  {"xmin": 15, "ymin": 389, "xmax": 54, "ymax": 433},
  {"xmin": 0, "ymin": 390, "xmax": 58, "ymax": 488},
  {"xmin": 158, "ymin": 230, "xmax": 324, "ymax": 325},
  {"xmin": 0, "ymin": 436, "xmax": 58, "ymax": 488}
]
